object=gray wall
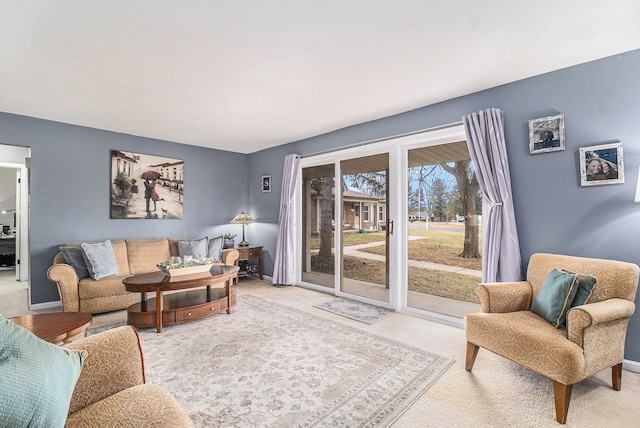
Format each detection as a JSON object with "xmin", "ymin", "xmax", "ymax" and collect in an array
[
  {"xmin": 0, "ymin": 113, "xmax": 248, "ymax": 305},
  {"xmin": 2, "ymin": 48, "xmax": 640, "ymax": 360},
  {"xmin": 248, "ymin": 49, "xmax": 640, "ymax": 360}
]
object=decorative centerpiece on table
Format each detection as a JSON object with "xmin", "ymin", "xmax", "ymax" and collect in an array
[{"xmin": 157, "ymin": 256, "xmax": 216, "ymax": 276}]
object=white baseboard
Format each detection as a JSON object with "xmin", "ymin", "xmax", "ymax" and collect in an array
[
  {"xmin": 30, "ymin": 301, "xmax": 62, "ymax": 311},
  {"xmin": 623, "ymin": 359, "xmax": 640, "ymax": 373}
]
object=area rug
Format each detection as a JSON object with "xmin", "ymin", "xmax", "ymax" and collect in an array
[
  {"xmin": 313, "ymin": 297, "xmax": 394, "ymax": 324},
  {"xmin": 107, "ymin": 294, "xmax": 453, "ymax": 427}
]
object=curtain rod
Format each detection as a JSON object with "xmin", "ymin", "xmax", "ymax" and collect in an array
[{"xmin": 301, "ymin": 121, "xmax": 464, "ymax": 158}]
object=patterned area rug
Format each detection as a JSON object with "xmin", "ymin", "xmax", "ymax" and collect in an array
[
  {"xmin": 314, "ymin": 297, "xmax": 394, "ymax": 324},
  {"xmin": 91, "ymin": 294, "xmax": 454, "ymax": 427}
]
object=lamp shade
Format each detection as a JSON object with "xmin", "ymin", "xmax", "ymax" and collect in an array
[
  {"xmin": 230, "ymin": 211, "xmax": 254, "ymax": 224},
  {"xmin": 230, "ymin": 211, "xmax": 254, "ymax": 247}
]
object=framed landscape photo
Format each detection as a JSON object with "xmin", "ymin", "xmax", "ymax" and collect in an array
[
  {"xmin": 529, "ymin": 114, "xmax": 565, "ymax": 154},
  {"xmin": 262, "ymin": 175, "xmax": 271, "ymax": 192},
  {"xmin": 579, "ymin": 142, "xmax": 624, "ymax": 187}
]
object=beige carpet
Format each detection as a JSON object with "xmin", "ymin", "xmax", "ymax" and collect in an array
[{"xmin": 4, "ymin": 279, "xmax": 640, "ymax": 426}]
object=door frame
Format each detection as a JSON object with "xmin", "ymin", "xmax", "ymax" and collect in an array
[{"xmin": 296, "ymin": 123, "xmax": 471, "ymax": 323}]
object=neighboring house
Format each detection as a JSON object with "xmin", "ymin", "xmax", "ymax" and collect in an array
[
  {"xmin": 156, "ymin": 161, "xmax": 184, "ymax": 194},
  {"xmin": 112, "ymin": 151, "xmax": 138, "ymax": 180},
  {"xmin": 310, "ymin": 188, "xmax": 386, "ymax": 233}
]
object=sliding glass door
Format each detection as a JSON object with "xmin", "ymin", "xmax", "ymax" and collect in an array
[
  {"xmin": 298, "ymin": 125, "xmax": 482, "ymax": 322},
  {"xmin": 405, "ymin": 142, "xmax": 481, "ymax": 319},
  {"xmin": 301, "ymin": 164, "xmax": 335, "ymax": 289},
  {"xmin": 339, "ymin": 153, "xmax": 389, "ymax": 303}
]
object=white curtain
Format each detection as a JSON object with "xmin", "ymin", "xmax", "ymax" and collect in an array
[
  {"xmin": 272, "ymin": 154, "xmax": 301, "ymax": 285},
  {"xmin": 463, "ymin": 108, "xmax": 522, "ymax": 282}
]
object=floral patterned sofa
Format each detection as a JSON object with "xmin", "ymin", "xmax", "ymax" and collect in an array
[{"xmin": 47, "ymin": 238, "xmax": 239, "ymax": 314}]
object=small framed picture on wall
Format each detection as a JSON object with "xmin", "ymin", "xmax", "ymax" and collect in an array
[
  {"xmin": 262, "ymin": 175, "xmax": 271, "ymax": 192},
  {"xmin": 579, "ymin": 142, "xmax": 624, "ymax": 186},
  {"xmin": 529, "ymin": 114, "xmax": 565, "ymax": 154}
]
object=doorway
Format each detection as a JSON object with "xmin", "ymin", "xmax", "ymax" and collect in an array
[
  {"xmin": 297, "ymin": 124, "xmax": 482, "ymax": 324},
  {"xmin": 0, "ymin": 144, "xmax": 30, "ymax": 298}
]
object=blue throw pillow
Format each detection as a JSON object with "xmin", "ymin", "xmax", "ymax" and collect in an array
[
  {"xmin": 59, "ymin": 246, "xmax": 90, "ymax": 280},
  {"xmin": 0, "ymin": 315, "xmax": 87, "ymax": 427},
  {"xmin": 531, "ymin": 268, "xmax": 580, "ymax": 328},
  {"xmin": 178, "ymin": 237, "xmax": 208, "ymax": 259},
  {"xmin": 562, "ymin": 269, "xmax": 597, "ymax": 308},
  {"xmin": 207, "ymin": 236, "xmax": 224, "ymax": 263},
  {"xmin": 81, "ymin": 240, "xmax": 120, "ymax": 280}
]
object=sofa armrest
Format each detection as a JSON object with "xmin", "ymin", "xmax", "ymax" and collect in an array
[
  {"xmin": 64, "ymin": 325, "xmax": 146, "ymax": 415},
  {"xmin": 476, "ymin": 281, "xmax": 532, "ymax": 313},
  {"xmin": 566, "ymin": 299, "xmax": 635, "ymax": 349},
  {"xmin": 222, "ymin": 248, "xmax": 239, "ymax": 266},
  {"xmin": 47, "ymin": 258, "xmax": 81, "ymax": 312}
]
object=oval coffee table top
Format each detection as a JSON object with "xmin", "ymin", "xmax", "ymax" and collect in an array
[{"xmin": 124, "ymin": 264, "xmax": 239, "ymax": 292}]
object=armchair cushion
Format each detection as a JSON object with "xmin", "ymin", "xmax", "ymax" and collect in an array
[
  {"xmin": 0, "ymin": 315, "xmax": 87, "ymax": 427},
  {"xmin": 531, "ymin": 268, "xmax": 579, "ymax": 327},
  {"xmin": 567, "ymin": 271, "xmax": 597, "ymax": 308}
]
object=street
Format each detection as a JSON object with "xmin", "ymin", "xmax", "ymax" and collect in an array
[
  {"xmin": 408, "ymin": 221, "xmax": 465, "ymax": 233},
  {"xmin": 112, "ymin": 183, "xmax": 183, "ymax": 219}
]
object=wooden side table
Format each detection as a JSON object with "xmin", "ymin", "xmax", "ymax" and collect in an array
[
  {"xmin": 9, "ymin": 312, "xmax": 92, "ymax": 345},
  {"xmin": 235, "ymin": 245, "xmax": 263, "ymax": 283}
]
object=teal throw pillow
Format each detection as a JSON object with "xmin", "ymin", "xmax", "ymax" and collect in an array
[
  {"xmin": 81, "ymin": 240, "xmax": 120, "ymax": 280},
  {"xmin": 531, "ymin": 268, "xmax": 580, "ymax": 328},
  {"xmin": 207, "ymin": 236, "xmax": 224, "ymax": 263},
  {"xmin": 562, "ymin": 269, "xmax": 597, "ymax": 308},
  {"xmin": 0, "ymin": 315, "xmax": 87, "ymax": 427},
  {"xmin": 60, "ymin": 246, "xmax": 90, "ymax": 279},
  {"xmin": 178, "ymin": 237, "xmax": 208, "ymax": 259}
]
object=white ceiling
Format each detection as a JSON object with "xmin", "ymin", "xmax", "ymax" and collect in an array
[{"xmin": 1, "ymin": 1, "xmax": 639, "ymax": 154}]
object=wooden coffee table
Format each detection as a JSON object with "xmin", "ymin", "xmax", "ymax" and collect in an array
[
  {"xmin": 9, "ymin": 312, "xmax": 93, "ymax": 345},
  {"xmin": 124, "ymin": 264, "xmax": 239, "ymax": 333}
]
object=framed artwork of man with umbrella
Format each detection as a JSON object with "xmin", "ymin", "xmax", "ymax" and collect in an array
[{"xmin": 111, "ymin": 150, "xmax": 184, "ymax": 219}]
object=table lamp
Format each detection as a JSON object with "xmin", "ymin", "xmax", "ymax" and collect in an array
[{"xmin": 230, "ymin": 211, "xmax": 254, "ymax": 247}]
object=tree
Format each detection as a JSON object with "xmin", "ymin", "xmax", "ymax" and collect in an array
[
  {"xmin": 408, "ymin": 165, "xmax": 440, "ymax": 220},
  {"xmin": 345, "ymin": 171, "xmax": 386, "ymax": 198},
  {"xmin": 448, "ymin": 184, "xmax": 464, "ymax": 219},
  {"xmin": 429, "ymin": 177, "xmax": 448, "ymax": 221},
  {"xmin": 113, "ymin": 172, "xmax": 131, "ymax": 196},
  {"xmin": 440, "ymin": 160, "xmax": 481, "ymax": 258},
  {"xmin": 311, "ymin": 177, "xmax": 334, "ymax": 259}
]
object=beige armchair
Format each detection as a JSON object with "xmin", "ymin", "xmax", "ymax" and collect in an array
[
  {"xmin": 64, "ymin": 325, "xmax": 193, "ymax": 427},
  {"xmin": 465, "ymin": 253, "xmax": 639, "ymax": 424}
]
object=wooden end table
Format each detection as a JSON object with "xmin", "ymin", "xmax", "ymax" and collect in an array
[
  {"xmin": 9, "ymin": 312, "xmax": 92, "ymax": 345},
  {"xmin": 235, "ymin": 245, "xmax": 263, "ymax": 283},
  {"xmin": 124, "ymin": 264, "xmax": 239, "ymax": 333}
]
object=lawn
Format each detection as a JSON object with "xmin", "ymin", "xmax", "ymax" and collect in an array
[
  {"xmin": 361, "ymin": 228, "xmax": 482, "ymax": 271},
  {"xmin": 309, "ymin": 225, "xmax": 482, "ymax": 303}
]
